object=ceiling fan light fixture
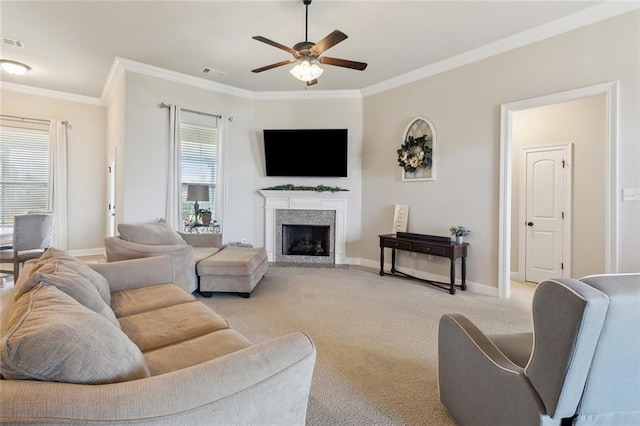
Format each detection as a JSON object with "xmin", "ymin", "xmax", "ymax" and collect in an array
[
  {"xmin": 289, "ymin": 59, "xmax": 323, "ymax": 82},
  {"xmin": 0, "ymin": 59, "xmax": 30, "ymax": 75}
]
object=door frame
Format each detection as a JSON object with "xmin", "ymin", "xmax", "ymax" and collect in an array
[
  {"xmin": 107, "ymin": 148, "xmax": 117, "ymax": 237},
  {"xmin": 518, "ymin": 144, "xmax": 573, "ymax": 282},
  {"xmin": 498, "ymin": 81, "xmax": 618, "ymax": 298}
]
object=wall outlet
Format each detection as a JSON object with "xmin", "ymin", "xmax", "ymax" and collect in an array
[
  {"xmin": 411, "ymin": 252, "xmax": 417, "ymax": 258},
  {"xmin": 428, "ymin": 255, "xmax": 434, "ymax": 261},
  {"xmin": 242, "ymin": 238, "xmax": 247, "ymax": 244},
  {"xmin": 622, "ymin": 188, "xmax": 640, "ymax": 201}
]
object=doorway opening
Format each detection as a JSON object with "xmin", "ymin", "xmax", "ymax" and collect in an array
[{"xmin": 498, "ymin": 82, "xmax": 618, "ymax": 298}]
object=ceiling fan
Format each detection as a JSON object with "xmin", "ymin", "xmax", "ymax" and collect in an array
[{"xmin": 251, "ymin": 0, "xmax": 367, "ymax": 86}]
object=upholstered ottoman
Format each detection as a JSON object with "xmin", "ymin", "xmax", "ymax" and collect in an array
[{"xmin": 197, "ymin": 246, "xmax": 268, "ymax": 297}]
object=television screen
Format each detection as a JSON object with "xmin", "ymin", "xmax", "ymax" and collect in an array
[{"xmin": 264, "ymin": 129, "xmax": 348, "ymax": 177}]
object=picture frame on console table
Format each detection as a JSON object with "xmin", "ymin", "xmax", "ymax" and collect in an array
[
  {"xmin": 392, "ymin": 204, "xmax": 409, "ymax": 234},
  {"xmin": 400, "ymin": 117, "xmax": 436, "ymax": 182}
]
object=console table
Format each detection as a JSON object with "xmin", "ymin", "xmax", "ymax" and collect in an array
[{"xmin": 378, "ymin": 233, "xmax": 468, "ymax": 295}]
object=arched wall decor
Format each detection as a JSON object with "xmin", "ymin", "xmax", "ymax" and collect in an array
[{"xmin": 398, "ymin": 117, "xmax": 436, "ymax": 181}]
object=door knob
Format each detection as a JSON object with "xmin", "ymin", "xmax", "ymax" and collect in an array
[{"xmin": 527, "ymin": 222, "xmax": 534, "ymax": 227}]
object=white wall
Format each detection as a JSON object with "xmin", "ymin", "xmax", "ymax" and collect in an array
[
  {"xmin": 0, "ymin": 91, "xmax": 107, "ymax": 252},
  {"xmin": 118, "ymin": 72, "xmax": 256, "ymax": 245},
  {"xmin": 252, "ymin": 98, "xmax": 363, "ymax": 258},
  {"xmin": 361, "ymin": 11, "xmax": 640, "ymax": 290},
  {"xmin": 118, "ymin": 74, "xmax": 364, "ymax": 254},
  {"xmin": 511, "ymin": 95, "xmax": 607, "ymax": 279}
]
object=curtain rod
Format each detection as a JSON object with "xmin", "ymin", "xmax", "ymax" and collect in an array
[
  {"xmin": 159, "ymin": 102, "xmax": 221, "ymax": 119},
  {"xmin": 0, "ymin": 114, "xmax": 68, "ymax": 126}
]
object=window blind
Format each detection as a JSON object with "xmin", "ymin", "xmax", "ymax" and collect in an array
[
  {"xmin": 0, "ymin": 126, "xmax": 50, "ymax": 225},
  {"xmin": 180, "ymin": 124, "xmax": 218, "ymax": 220}
]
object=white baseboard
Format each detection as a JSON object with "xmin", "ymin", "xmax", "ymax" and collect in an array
[
  {"xmin": 356, "ymin": 258, "xmax": 499, "ymax": 297},
  {"xmin": 510, "ymin": 271, "xmax": 523, "ymax": 282}
]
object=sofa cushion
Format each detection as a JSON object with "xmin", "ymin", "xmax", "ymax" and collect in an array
[
  {"xmin": 118, "ymin": 222, "xmax": 187, "ymax": 245},
  {"xmin": 111, "ymin": 283, "xmax": 196, "ymax": 318},
  {"xmin": 119, "ymin": 301, "xmax": 229, "ymax": 352},
  {"xmin": 0, "ymin": 285, "xmax": 150, "ymax": 384},
  {"xmin": 197, "ymin": 246, "xmax": 267, "ymax": 276},
  {"xmin": 144, "ymin": 329, "xmax": 253, "ymax": 375},
  {"xmin": 193, "ymin": 247, "xmax": 221, "ymax": 264}
]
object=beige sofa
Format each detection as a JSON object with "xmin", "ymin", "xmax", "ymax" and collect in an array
[{"xmin": 0, "ymin": 249, "xmax": 316, "ymax": 425}]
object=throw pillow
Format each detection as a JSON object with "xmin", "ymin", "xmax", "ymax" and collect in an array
[
  {"xmin": 60, "ymin": 260, "xmax": 111, "ymax": 305},
  {"xmin": 11, "ymin": 261, "xmax": 119, "ymax": 329},
  {"xmin": 13, "ymin": 248, "xmax": 111, "ymax": 305},
  {"xmin": 13, "ymin": 247, "xmax": 78, "ymax": 299},
  {"xmin": 0, "ymin": 285, "xmax": 150, "ymax": 384},
  {"xmin": 118, "ymin": 222, "xmax": 187, "ymax": 245}
]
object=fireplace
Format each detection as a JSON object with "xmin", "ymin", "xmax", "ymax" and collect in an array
[
  {"xmin": 275, "ymin": 209, "xmax": 335, "ymax": 265},
  {"xmin": 282, "ymin": 225, "xmax": 330, "ymax": 257},
  {"xmin": 260, "ymin": 190, "xmax": 348, "ymax": 265}
]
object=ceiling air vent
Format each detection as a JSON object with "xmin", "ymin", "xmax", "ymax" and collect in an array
[
  {"xmin": 2, "ymin": 37, "xmax": 25, "ymax": 48},
  {"xmin": 201, "ymin": 67, "xmax": 227, "ymax": 78}
]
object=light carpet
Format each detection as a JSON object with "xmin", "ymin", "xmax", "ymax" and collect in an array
[{"xmin": 198, "ymin": 266, "xmax": 533, "ymax": 425}]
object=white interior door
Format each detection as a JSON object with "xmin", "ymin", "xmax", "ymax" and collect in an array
[{"xmin": 523, "ymin": 145, "xmax": 572, "ymax": 283}]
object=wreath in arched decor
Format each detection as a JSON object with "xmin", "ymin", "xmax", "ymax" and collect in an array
[{"xmin": 397, "ymin": 135, "xmax": 433, "ymax": 173}]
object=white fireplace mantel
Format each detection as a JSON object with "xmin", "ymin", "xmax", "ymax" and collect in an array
[{"xmin": 259, "ymin": 190, "xmax": 348, "ymax": 264}]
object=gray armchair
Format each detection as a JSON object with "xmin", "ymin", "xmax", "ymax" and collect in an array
[
  {"xmin": 438, "ymin": 273, "xmax": 640, "ymax": 426},
  {"xmin": 0, "ymin": 213, "xmax": 55, "ymax": 281}
]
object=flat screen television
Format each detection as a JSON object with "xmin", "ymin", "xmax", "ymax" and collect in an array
[{"xmin": 264, "ymin": 129, "xmax": 348, "ymax": 177}]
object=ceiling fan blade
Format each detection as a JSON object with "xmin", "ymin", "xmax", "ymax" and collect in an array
[
  {"xmin": 252, "ymin": 36, "xmax": 297, "ymax": 55},
  {"xmin": 311, "ymin": 30, "xmax": 347, "ymax": 55},
  {"xmin": 320, "ymin": 56, "xmax": 368, "ymax": 71},
  {"xmin": 306, "ymin": 79, "xmax": 318, "ymax": 86},
  {"xmin": 251, "ymin": 59, "xmax": 296, "ymax": 73}
]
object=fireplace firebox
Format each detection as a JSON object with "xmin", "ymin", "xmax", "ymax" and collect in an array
[
  {"xmin": 274, "ymin": 209, "xmax": 336, "ymax": 265},
  {"xmin": 282, "ymin": 225, "xmax": 330, "ymax": 257}
]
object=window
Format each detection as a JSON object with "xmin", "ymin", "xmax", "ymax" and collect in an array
[
  {"xmin": 0, "ymin": 125, "xmax": 50, "ymax": 227},
  {"xmin": 180, "ymin": 123, "xmax": 219, "ymax": 222}
]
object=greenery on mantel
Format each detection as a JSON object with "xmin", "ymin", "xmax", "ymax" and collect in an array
[{"xmin": 262, "ymin": 184, "xmax": 349, "ymax": 193}]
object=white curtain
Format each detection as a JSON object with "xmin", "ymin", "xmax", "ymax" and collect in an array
[
  {"xmin": 166, "ymin": 105, "xmax": 181, "ymax": 230},
  {"xmin": 48, "ymin": 120, "xmax": 68, "ymax": 249}
]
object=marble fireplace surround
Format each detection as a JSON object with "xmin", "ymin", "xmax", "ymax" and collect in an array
[{"xmin": 260, "ymin": 190, "xmax": 347, "ymax": 264}]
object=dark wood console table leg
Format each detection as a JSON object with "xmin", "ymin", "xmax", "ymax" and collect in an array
[
  {"xmin": 379, "ymin": 246, "xmax": 385, "ymax": 276},
  {"xmin": 461, "ymin": 257, "xmax": 467, "ymax": 291},
  {"xmin": 449, "ymin": 259, "xmax": 456, "ymax": 295},
  {"xmin": 391, "ymin": 249, "xmax": 397, "ymax": 273}
]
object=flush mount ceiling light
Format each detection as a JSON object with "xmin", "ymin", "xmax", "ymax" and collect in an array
[
  {"xmin": 251, "ymin": 0, "xmax": 367, "ymax": 87},
  {"xmin": 0, "ymin": 59, "xmax": 30, "ymax": 75}
]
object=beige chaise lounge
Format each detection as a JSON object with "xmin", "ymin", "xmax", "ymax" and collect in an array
[
  {"xmin": 104, "ymin": 222, "xmax": 268, "ymax": 297},
  {"xmin": 0, "ymin": 249, "xmax": 316, "ymax": 425}
]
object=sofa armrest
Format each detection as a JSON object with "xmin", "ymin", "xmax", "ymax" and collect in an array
[
  {"xmin": 178, "ymin": 232, "xmax": 222, "ymax": 248},
  {"xmin": 438, "ymin": 314, "xmax": 549, "ymax": 425},
  {"xmin": 104, "ymin": 237, "xmax": 196, "ymax": 293},
  {"xmin": 0, "ymin": 332, "xmax": 316, "ymax": 425},
  {"xmin": 88, "ymin": 257, "xmax": 173, "ymax": 293}
]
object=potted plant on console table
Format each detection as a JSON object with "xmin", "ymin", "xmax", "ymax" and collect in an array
[{"xmin": 450, "ymin": 226, "xmax": 470, "ymax": 244}]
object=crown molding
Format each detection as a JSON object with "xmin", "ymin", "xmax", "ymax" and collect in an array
[
  {"xmin": 104, "ymin": 57, "xmax": 362, "ymax": 101},
  {"xmin": 107, "ymin": 57, "xmax": 256, "ymax": 101},
  {"xmin": 361, "ymin": 1, "xmax": 640, "ymax": 97},
  {"xmin": 100, "ymin": 57, "xmax": 126, "ymax": 104},
  {"xmin": 252, "ymin": 89, "xmax": 361, "ymax": 101},
  {"xmin": 0, "ymin": 81, "xmax": 104, "ymax": 106}
]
